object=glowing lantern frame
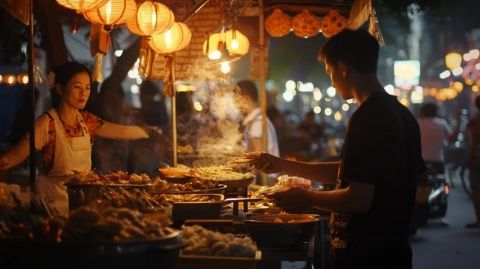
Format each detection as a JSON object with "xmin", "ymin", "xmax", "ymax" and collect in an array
[
  {"xmin": 84, "ymin": 0, "xmax": 136, "ymax": 30},
  {"xmin": 149, "ymin": 22, "xmax": 192, "ymax": 54},
  {"xmin": 126, "ymin": 1, "xmax": 175, "ymax": 37},
  {"xmin": 56, "ymin": 0, "xmax": 108, "ymax": 13}
]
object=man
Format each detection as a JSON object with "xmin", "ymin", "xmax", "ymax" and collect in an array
[
  {"xmin": 252, "ymin": 29, "xmax": 425, "ymax": 269},
  {"xmin": 417, "ymin": 102, "xmax": 457, "ymax": 171},
  {"xmin": 237, "ymin": 80, "xmax": 279, "ymax": 157},
  {"xmin": 466, "ymin": 96, "xmax": 480, "ymax": 228}
]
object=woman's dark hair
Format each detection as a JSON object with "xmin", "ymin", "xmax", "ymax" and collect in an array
[
  {"xmin": 50, "ymin": 61, "xmax": 91, "ymax": 107},
  {"xmin": 318, "ymin": 29, "xmax": 379, "ymax": 74}
]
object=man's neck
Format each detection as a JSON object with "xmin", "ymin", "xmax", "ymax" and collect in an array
[{"xmin": 351, "ymin": 73, "xmax": 384, "ymax": 105}]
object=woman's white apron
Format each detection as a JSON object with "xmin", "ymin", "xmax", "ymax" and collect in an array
[{"xmin": 36, "ymin": 109, "xmax": 91, "ymax": 216}]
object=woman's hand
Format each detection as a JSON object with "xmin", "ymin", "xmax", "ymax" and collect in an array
[
  {"xmin": 248, "ymin": 152, "xmax": 283, "ymax": 173},
  {"xmin": 270, "ymin": 187, "xmax": 313, "ymax": 213}
]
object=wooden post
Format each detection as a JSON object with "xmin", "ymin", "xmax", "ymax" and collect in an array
[
  {"xmin": 169, "ymin": 54, "xmax": 178, "ymax": 166},
  {"xmin": 28, "ymin": 0, "xmax": 36, "ymax": 185},
  {"xmin": 258, "ymin": 0, "xmax": 268, "ymax": 185}
]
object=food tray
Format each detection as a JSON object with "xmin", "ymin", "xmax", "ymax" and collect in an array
[{"xmin": 175, "ymin": 250, "xmax": 262, "ymax": 269}]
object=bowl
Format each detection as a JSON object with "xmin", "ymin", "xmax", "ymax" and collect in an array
[{"xmin": 244, "ymin": 214, "xmax": 319, "ymax": 249}]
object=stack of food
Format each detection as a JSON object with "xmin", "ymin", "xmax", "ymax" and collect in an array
[
  {"xmin": 181, "ymin": 225, "xmax": 257, "ymax": 257},
  {"xmin": 68, "ymin": 171, "xmax": 151, "ymax": 185},
  {"xmin": 151, "ymin": 178, "xmax": 223, "ymax": 194}
]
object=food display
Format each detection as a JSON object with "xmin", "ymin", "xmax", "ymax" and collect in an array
[
  {"xmin": 191, "ymin": 166, "xmax": 254, "ymax": 181},
  {"xmin": 181, "ymin": 225, "xmax": 257, "ymax": 257},
  {"xmin": 68, "ymin": 171, "xmax": 151, "ymax": 185},
  {"xmin": 159, "ymin": 165, "xmax": 192, "ymax": 178},
  {"xmin": 1, "ymin": 206, "xmax": 176, "ymax": 242},
  {"xmin": 151, "ymin": 178, "xmax": 224, "ymax": 193},
  {"xmin": 154, "ymin": 194, "xmax": 220, "ymax": 203}
]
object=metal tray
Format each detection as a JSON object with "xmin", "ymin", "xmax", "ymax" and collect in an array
[{"xmin": 175, "ymin": 250, "xmax": 262, "ymax": 269}]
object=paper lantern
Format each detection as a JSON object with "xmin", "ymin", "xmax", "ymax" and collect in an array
[
  {"xmin": 203, "ymin": 30, "xmax": 250, "ymax": 60},
  {"xmin": 321, "ymin": 10, "xmax": 348, "ymax": 38},
  {"xmin": 445, "ymin": 52, "xmax": 462, "ymax": 70},
  {"xmin": 126, "ymin": 1, "xmax": 174, "ymax": 36},
  {"xmin": 84, "ymin": 0, "xmax": 136, "ymax": 28},
  {"xmin": 56, "ymin": 0, "xmax": 107, "ymax": 13},
  {"xmin": 292, "ymin": 9, "xmax": 320, "ymax": 38},
  {"xmin": 265, "ymin": 9, "xmax": 292, "ymax": 37},
  {"xmin": 149, "ymin": 22, "xmax": 191, "ymax": 54}
]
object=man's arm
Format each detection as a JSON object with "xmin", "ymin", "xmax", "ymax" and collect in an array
[
  {"xmin": 308, "ymin": 181, "xmax": 374, "ymax": 212},
  {"xmin": 273, "ymin": 181, "xmax": 374, "ymax": 213},
  {"xmin": 253, "ymin": 153, "xmax": 339, "ymax": 184}
]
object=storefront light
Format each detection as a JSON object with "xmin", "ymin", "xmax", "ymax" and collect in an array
[
  {"xmin": 313, "ymin": 106, "xmax": 321, "ymax": 114},
  {"xmin": 114, "ymin": 50, "xmax": 123, "ymax": 57},
  {"xmin": 334, "ymin": 111, "xmax": 342, "ymax": 121},
  {"xmin": 439, "ymin": 70, "xmax": 451, "ymax": 79},
  {"xmin": 445, "ymin": 52, "xmax": 462, "ymax": 70},
  {"xmin": 326, "ymin": 86, "xmax": 336, "ymax": 97},
  {"xmin": 6, "ymin": 75, "xmax": 15, "ymax": 85},
  {"xmin": 193, "ymin": 101, "xmax": 203, "ymax": 111},
  {"xmin": 324, "ymin": 107, "xmax": 332, "ymax": 116},
  {"xmin": 342, "ymin": 104, "xmax": 349, "ymax": 111},
  {"xmin": 475, "ymin": 63, "xmax": 480, "ymax": 70},
  {"xmin": 472, "ymin": 85, "xmax": 479, "ymax": 92},
  {"xmin": 313, "ymin": 87, "xmax": 322, "ymax": 101},
  {"xmin": 21, "ymin": 74, "xmax": 29, "ymax": 84},
  {"xmin": 452, "ymin": 67, "xmax": 463, "ymax": 76},
  {"xmin": 285, "ymin": 80, "xmax": 296, "ymax": 91},
  {"xmin": 470, "ymin": 49, "xmax": 479, "ymax": 59}
]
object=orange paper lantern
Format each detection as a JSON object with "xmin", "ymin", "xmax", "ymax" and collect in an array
[
  {"xmin": 292, "ymin": 9, "xmax": 320, "ymax": 38},
  {"xmin": 126, "ymin": 1, "xmax": 175, "ymax": 36},
  {"xmin": 265, "ymin": 9, "xmax": 292, "ymax": 37},
  {"xmin": 56, "ymin": 0, "xmax": 107, "ymax": 13},
  {"xmin": 84, "ymin": 0, "xmax": 136, "ymax": 28},
  {"xmin": 321, "ymin": 10, "xmax": 348, "ymax": 38},
  {"xmin": 149, "ymin": 22, "xmax": 191, "ymax": 54}
]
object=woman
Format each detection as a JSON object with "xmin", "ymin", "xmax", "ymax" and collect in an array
[{"xmin": 0, "ymin": 61, "xmax": 150, "ymax": 216}]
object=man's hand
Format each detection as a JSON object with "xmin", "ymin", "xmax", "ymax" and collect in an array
[
  {"xmin": 270, "ymin": 187, "xmax": 313, "ymax": 213},
  {"xmin": 248, "ymin": 152, "xmax": 283, "ymax": 173}
]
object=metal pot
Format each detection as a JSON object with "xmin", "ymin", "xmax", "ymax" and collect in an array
[{"xmin": 244, "ymin": 214, "xmax": 319, "ymax": 249}]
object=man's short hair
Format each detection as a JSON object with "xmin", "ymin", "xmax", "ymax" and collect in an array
[
  {"xmin": 420, "ymin": 103, "xmax": 438, "ymax": 117},
  {"xmin": 318, "ymin": 29, "xmax": 379, "ymax": 74},
  {"xmin": 237, "ymin": 80, "xmax": 259, "ymax": 102}
]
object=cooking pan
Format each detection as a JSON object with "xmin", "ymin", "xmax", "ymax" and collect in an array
[
  {"xmin": 0, "ymin": 231, "xmax": 183, "ymax": 269},
  {"xmin": 244, "ymin": 214, "xmax": 319, "ymax": 249},
  {"xmin": 167, "ymin": 194, "xmax": 262, "ymax": 226}
]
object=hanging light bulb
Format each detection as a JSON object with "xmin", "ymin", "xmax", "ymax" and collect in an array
[{"xmin": 203, "ymin": 29, "xmax": 249, "ymax": 63}]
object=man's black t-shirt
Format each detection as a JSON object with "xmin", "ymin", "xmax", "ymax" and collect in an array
[{"xmin": 330, "ymin": 91, "xmax": 425, "ymax": 252}]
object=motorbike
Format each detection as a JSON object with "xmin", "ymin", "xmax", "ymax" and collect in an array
[{"xmin": 412, "ymin": 162, "xmax": 449, "ymax": 231}]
